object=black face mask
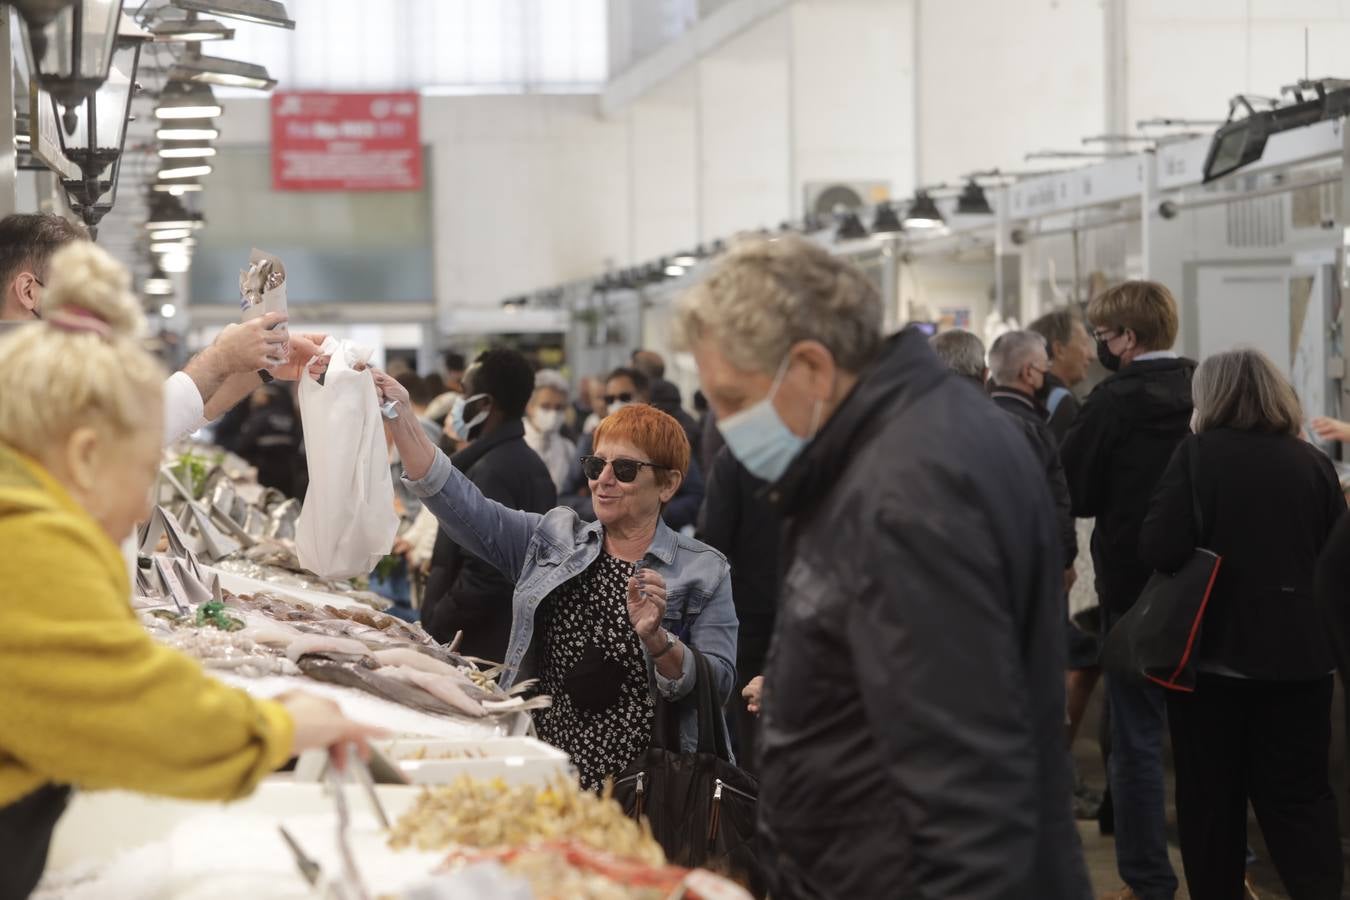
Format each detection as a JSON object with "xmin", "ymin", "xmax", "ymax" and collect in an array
[{"xmin": 1096, "ymin": 338, "xmax": 1123, "ymax": 372}]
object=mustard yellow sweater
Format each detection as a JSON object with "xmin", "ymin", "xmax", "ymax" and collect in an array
[{"xmin": 0, "ymin": 443, "xmax": 294, "ymax": 808}]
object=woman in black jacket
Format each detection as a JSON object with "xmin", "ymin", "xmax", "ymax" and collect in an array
[{"xmin": 1140, "ymin": 348, "xmax": 1346, "ymax": 900}]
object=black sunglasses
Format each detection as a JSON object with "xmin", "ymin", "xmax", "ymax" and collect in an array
[
  {"xmin": 603, "ymin": 392, "xmax": 634, "ymax": 405},
  {"xmin": 581, "ymin": 454, "xmax": 668, "ymax": 483}
]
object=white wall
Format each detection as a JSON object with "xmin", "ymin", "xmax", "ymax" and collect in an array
[
  {"xmin": 628, "ymin": 72, "xmax": 700, "ymax": 259},
  {"xmin": 915, "ymin": 0, "xmax": 1105, "ymax": 185},
  {"xmin": 1127, "ymin": 1, "xmax": 1350, "ymax": 126},
  {"xmin": 421, "ymin": 94, "xmax": 629, "ymax": 330},
  {"xmin": 789, "ymin": 0, "xmax": 917, "ymax": 212},
  {"xmin": 215, "ymin": 94, "xmax": 632, "ymax": 332},
  {"xmin": 696, "ymin": 11, "xmax": 793, "ymax": 237}
]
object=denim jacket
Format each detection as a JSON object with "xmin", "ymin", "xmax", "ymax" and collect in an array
[{"xmin": 404, "ymin": 449, "xmax": 739, "ymax": 754}]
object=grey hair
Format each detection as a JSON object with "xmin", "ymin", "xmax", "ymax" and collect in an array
[
  {"xmin": 671, "ymin": 235, "xmax": 883, "ymax": 374},
  {"xmin": 533, "ymin": 368, "xmax": 569, "ymax": 395},
  {"xmin": 929, "ymin": 330, "xmax": 987, "ymax": 381},
  {"xmin": 988, "ymin": 331, "xmax": 1047, "ymax": 387},
  {"xmin": 1192, "ymin": 347, "xmax": 1302, "ymax": 436}
]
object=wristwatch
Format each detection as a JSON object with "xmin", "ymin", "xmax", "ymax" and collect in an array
[{"xmin": 649, "ymin": 629, "xmax": 677, "ymax": 659}]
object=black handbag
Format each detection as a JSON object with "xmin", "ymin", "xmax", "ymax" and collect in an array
[
  {"xmin": 1101, "ymin": 442, "xmax": 1222, "ymax": 692},
  {"xmin": 612, "ymin": 648, "xmax": 766, "ymax": 896}
]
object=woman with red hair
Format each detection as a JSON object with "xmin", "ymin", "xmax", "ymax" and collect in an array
[{"xmin": 374, "ymin": 371, "xmax": 737, "ymax": 789}]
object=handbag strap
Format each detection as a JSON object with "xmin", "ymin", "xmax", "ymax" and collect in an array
[
  {"xmin": 1188, "ymin": 436, "xmax": 1206, "ymax": 544},
  {"xmin": 650, "ymin": 645, "xmax": 733, "ymax": 761}
]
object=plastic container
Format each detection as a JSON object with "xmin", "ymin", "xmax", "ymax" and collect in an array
[{"xmin": 377, "ymin": 736, "xmax": 574, "ymax": 787}]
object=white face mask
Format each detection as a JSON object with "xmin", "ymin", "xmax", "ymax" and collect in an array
[
  {"xmin": 532, "ymin": 408, "xmax": 563, "ymax": 433},
  {"xmin": 607, "ymin": 400, "xmax": 632, "ymax": 417}
]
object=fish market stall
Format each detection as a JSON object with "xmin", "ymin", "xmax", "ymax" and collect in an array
[{"xmin": 36, "ymin": 777, "xmax": 753, "ymax": 900}]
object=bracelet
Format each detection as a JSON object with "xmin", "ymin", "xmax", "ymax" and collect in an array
[{"xmin": 648, "ymin": 629, "xmax": 677, "ymax": 659}]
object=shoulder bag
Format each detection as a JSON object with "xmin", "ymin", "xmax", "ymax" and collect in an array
[
  {"xmin": 611, "ymin": 647, "xmax": 766, "ymax": 896},
  {"xmin": 1101, "ymin": 440, "xmax": 1222, "ymax": 692}
]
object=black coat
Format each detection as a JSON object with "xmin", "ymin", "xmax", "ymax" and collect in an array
[
  {"xmin": 757, "ymin": 329, "xmax": 1090, "ymax": 900},
  {"xmin": 1040, "ymin": 371, "xmax": 1082, "ymax": 445},
  {"xmin": 423, "ymin": 419, "xmax": 556, "ymax": 657},
  {"xmin": 991, "ymin": 388, "xmax": 1077, "ymax": 566},
  {"xmin": 1315, "ymin": 508, "xmax": 1350, "ymax": 684},
  {"xmin": 650, "ymin": 377, "xmax": 703, "ymax": 465},
  {"xmin": 695, "ymin": 446, "xmax": 781, "ymax": 682},
  {"xmin": 1060, "ymin": 357, "xmax": 1195, "ymax": 615},
  {"xmin": 1141, "ymin": 430, "xmax": 1345, "ymax": 680}
]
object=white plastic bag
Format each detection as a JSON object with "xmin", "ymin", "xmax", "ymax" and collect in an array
[{"xmin": 295, "ymin": 337, "xmax": 399, "ymax": 579}]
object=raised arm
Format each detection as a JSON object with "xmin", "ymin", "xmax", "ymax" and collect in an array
[{"xmin": 375, "ymin": 369, "xmax": 543, "ymax": 580}]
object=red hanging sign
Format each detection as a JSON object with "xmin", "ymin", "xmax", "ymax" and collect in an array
[{"xmin": 271, "ymin": 91, "xmax": 422, "ymax": 192}]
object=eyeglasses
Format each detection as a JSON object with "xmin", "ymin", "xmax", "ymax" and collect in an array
[
  {"xmin": 1092, "ymin": 327, "xmax": 1120, "ymax": 343},
  {"xmin": 603, "ymin": 392, "xmax": 634, "ymax": 405},
  {"xmin": 580, "ymin": 454, "xmax": 669, "ymax": 483}
]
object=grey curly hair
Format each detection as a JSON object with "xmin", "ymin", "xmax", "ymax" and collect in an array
[{"xmin": 672, "ymin": 236, "xmax": 883, "ymax": 374}]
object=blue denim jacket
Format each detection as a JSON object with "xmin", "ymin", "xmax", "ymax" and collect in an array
[{"xmin": 404, "ymin": 448, "xmax": 739, "ymax": 754}]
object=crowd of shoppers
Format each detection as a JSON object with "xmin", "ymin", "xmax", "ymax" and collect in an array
[{"xmin": 13, "ymin": 205, "xmax": 1350, "ymax": 900}]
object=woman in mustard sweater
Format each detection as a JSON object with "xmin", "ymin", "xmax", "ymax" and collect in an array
[{"xmin": 0, "ymin": 242, "xmax": 379, "ymax": 899}]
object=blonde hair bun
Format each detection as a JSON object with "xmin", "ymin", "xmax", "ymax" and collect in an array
[{"xmin": 43, "ymin": 241, "xmax": 144, "ymax": 339}]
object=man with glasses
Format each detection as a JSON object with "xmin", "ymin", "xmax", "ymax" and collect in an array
[
  {"xmin": 1061, "ymin": 281, "xmax": 1194, "ymax": 900},
  {"xmin": 562, "ymin": 366, "xmax": 705, "ymax": 531}
]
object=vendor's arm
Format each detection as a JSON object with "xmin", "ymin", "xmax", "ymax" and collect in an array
[
  {"xmin": 376, "ymin": 369, "xmax": 543, "ymax": 580},
  {"xmin": 0, "ymin": 516, "xmax": 293, "ymax": 801}
]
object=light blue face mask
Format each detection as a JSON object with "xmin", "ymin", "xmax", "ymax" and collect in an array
[
  {"xmin": 450, "ymin": 393, "xmax": 490, "ymax": 440},
  {"xmin": 717, "ymin": 356, "xmax": 820, "ymax": 483}
]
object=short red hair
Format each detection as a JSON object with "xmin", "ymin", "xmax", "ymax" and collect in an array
[{"xmin": 592, "ymin": 404, "xmax": 691, "ymax": 479}]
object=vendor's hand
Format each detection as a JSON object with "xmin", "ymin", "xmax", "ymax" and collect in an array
[
  {"xmin": 269, "ymin": 332, "xmax": 328, "ymax": 381},
  {"xmin": 626, "ymin": 566, "xmax": 667, "ymax": 640},
  {"xmin": 392, "ymin": 536, "xmax": 412, "ymax": 557},
  {"xmin": 279, "ymin": 692, "xmax": 387, "ymax": 769},
  {"xmin": 211, "ymin": 312, "xmax": 289, "ymax": 373},
  {"xmin": 371, "ymin": 368, "xmax": 413, "ymax": 417},
  {"xmin": 743, "ymin": 676, "xmax": 764, "ymax": 715},
  {"xmin": 1312, "ymin": 417, "xmax": 1350, "ymax": 443}
]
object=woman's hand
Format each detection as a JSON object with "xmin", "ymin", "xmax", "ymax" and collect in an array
[
  {"xmin": 371, "ymin": 368, "xmax": 413, "ymax": 416},
  {"xmin": 278, "ymin": 692, "xmax": 388, "ymax": 769},
  {"xmin": 743, "ymin": 676, "xmax": 764, "ymax": 715},
  {"xmin": 626, "ymin": 566, "xmax": 667, "ymax": 640},
  {"xmin": 1312, "ymin": 417, "xmax": 1350, "ymax": 443}
]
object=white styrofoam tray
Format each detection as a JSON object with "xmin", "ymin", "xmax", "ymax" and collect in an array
[
  {"xmin": 376, "ymin": 737, "xmax": 574, "ymax": 787},
  {"xmin": 38, "ymin": 782, "xmax": 441, "ymax": 900}
]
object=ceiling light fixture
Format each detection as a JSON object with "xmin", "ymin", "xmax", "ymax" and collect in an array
[
  {"xmin": 1202, "ymin": 79, "xmax": 1350, "ymax": 182},
  {"xmin": 157, "ymin": 141, "xmax": 215, "ymax": 158},
  {"xmin": 154, "ymin": 80, "xmax": 221, "ymax": 119},
  {"xmin": 151, "ymin": 12, "xmax": 234, "ymax": 42},
  {"xmin": 155, "ymin": 119, "xmax": 218, "ymax": 140},
  {"xmin": 153, "ymin": 180, "xmax": 203, "ymax": 194},
  {"xmin": 870, "ymin": 202, "xmax": 903, "ymax": 234},
  {"xmin": 157, "ymin": 162, "xmax": 212, "ymax": 179},
  {"xmin": 159, "ymin": 302, "xmax": 177, "ymax": 318},
  {"xmin": 955, "ymin": 179, "xmax": 994, "ymax": 215},
  {"xmin": 664, "ymin": 265, "xmax": 686, "ymax": 277},
  {"xmin": 143, "ymin": 267, "xmax": 173, "ymax": 295},
  {"xmin": 150, "ymin": 227, "xmax": 191, "ymax": 240},
  {"xmin": 169, "ymin": 50, "xmax": 276, "ymax": 90},
  {"xmin": 170, "ymin": 0, "xmax": 294, "ymax": 29},
  {"xmin": 903, "ymin": 190, "xmax": 945, "ymax": 229},
  {"xmin": 834, "ymin": 212, "xmax": 868, "ymax": 241}
]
